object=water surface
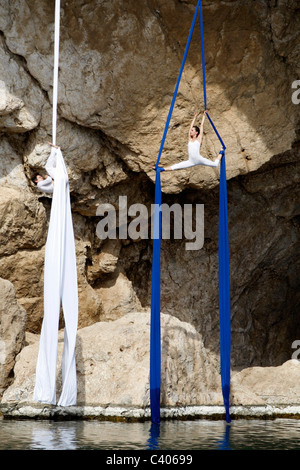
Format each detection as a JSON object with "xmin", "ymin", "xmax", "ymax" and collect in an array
[{"xmin": 1, "ymin": 418, "xmax": 300, "ymax": 450}]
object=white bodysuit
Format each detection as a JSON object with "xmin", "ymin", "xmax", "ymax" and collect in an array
[
  {"xmin": 171, "ymin": 140, "xmax": 220, "ymax": 170},
  {"xmin": 37, "ymin": 176, "xmax": 54, "ymax": 194},
  {"xmin": 37, "ymin": 150, "xmax": 56, "ymax": 194}
]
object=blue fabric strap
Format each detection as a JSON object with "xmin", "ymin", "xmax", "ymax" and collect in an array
[
  {"xmin": 198, "ymin": 0, "xmax": 231, "ymax": 423},
  {"xmin": 199, "ymin": 0, "xmax": 207, "ymax": 111},
  {"xmin": 150, "ymin": 0, "xmax": 201, "ymax": 424},
  {"xmin": 150, "ymin": 168, "xmax": 162, "ymax": 424},
  {"xmin": 218, "ymin": 153, "xmax": 231, "ymax": 423},
  {"xmin": 150, "ymin": 0, "xmax": 231, "ymax": 425},
  {"xmin": 155, "ymin": 0, "xmax": 201, "ymax": 169},
  {"xmin": 205, "ymin": 112, "xmax": 226, "ymax": 150}
]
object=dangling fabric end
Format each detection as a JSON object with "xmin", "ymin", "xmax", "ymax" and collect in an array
[
  {"xmin": 222, "ymin": 384, "xmax": 231, "ymax": 423},
  {"xmin": 34, "ymin": 148, "xmax": 78, "ymax": 407},
  {"xmin": 218, "ymin": 150, "xmax": 231, "ymax": 424},
  {"xmin": 150, "ymin": 169, "xmax": 162, "ymax": 424},
  {"xmin": 150, "ymin": 389, "xmax": 161, "ymax": 424}
]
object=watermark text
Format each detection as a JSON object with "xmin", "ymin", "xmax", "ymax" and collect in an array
[
  {"xmin": 96, "ymin": 196, "xmax": 204, "ymax": 251},
  {"xmin": 292, "ymin": 80, "xmax": 300, "ymax": 104}
]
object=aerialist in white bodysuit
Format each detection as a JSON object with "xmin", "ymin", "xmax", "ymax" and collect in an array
[
  {"xmin": 156, "ymin": 111, "xmax": 223, "ymax": 171},
  {"xmin": 31, "ymin": 143, "xmax": 59, "ymax": 193}
]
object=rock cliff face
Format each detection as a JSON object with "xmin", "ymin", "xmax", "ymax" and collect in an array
[{"xmin": 0, "ymin": 0, "xmax": 299, "ymax": 404}]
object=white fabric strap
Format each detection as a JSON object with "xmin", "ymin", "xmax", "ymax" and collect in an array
[
  {"xmin": 34, "ymin": 149, "xmax": 78, "ymax": 406},
  {"xmin": 52, "ymin": 0, "xmax": 60, "ymax": 146},
  {"xmin": 34, "ymin": 0, "xmax": 78, "ymax": 406}
]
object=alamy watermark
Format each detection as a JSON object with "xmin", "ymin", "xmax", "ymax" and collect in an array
[
  {"xmin": 291, "ymin": 340, "xmax": 300, "ymax": 361},
  {"xmin": 292, "ymin": 80, "xmax": 300, "ymax": 104},
  {"xmin": 96, "ymin": 196, "xmax": 204, "ymax": 250},
  {"xmin": 0, "ymin": 340, "xmax": 6, "ymax": 364}
]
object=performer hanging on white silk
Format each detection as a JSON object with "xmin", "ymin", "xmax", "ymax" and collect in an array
[{"xmin": 31, "ymin": 143, "xmax": 59, "ymax": 194}]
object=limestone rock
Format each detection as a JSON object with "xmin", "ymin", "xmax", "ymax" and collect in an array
[
  {"xmin": 0, "ymin": 35, "xmax": 44, "ymax": 133},
  {"xmin": 0, "ymin": 186, "xmax": 47, "ymax": 257},
  {"xmin": 1, "ymin": 0, "xmax": 298, "ymax": 193},
  {"xmin": 0, "ymin": 138, "xmax": 28, "ymax": 190},
  {"xmin": 0, "ymin": 249, "xmax": 45, "ymax": 333},
  {"xmin": 4, "ymin": 311, "xmax": 300, "ymax": 409},
  {"xmin": 0, "ymin": 278, "xmax": 26, "ymax": 396},
  {"xmin": 25, "ymin": 103, "xmax": 129, "ymax": 202},
  {"xmin": 231, "ymin": 360, "xmax": 300, "ymax": 405},
  {"xmin": 75, "ymin": 238, "xmax": 102, "ymax": 328},
  {"xmin": 95, "ymin": 271, "xmax": 143, "ymax": 322},
  {"xmin": 0, "ymin": 0, "xmax": 299, "ymax": 406},
  {"xmin": 1, "ymin": 312, "xmax": 223, "ymax": 407},
  {"xmin": 87, "ymin": 240, "xmax": 121, "ymax": 281}
]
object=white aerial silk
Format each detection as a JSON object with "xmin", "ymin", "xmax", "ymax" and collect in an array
[
  {"xmin": 34, "ymin": 0, "xmax": 78, "ymax": 406},
  {"xmin": 33, "ymin": 148, "xmax": 78, "ymax": 406}
]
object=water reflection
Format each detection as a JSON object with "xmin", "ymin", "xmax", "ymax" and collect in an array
[
  {"xmin": 147, "ymin": 423, "xmax": 161, "ymax": 450},
  {"xmin": 217, "ymin": 424, "xmax": 231, "ymax": 450},
  {"xmin": 32, "ymin": 422, "xmax": 77, "ymax": 450},
  {"xmin": 1, "ymin": 418, "xmax": 300, "ymax": 450}
]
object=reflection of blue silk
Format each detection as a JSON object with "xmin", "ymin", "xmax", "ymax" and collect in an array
[
  {"xmin": 217, "ymin": 424, "xmax": 231, "ymax": 450},
  {"xmin": 147, "ymin": 423, "xmax": 161, "ymax": 450}
]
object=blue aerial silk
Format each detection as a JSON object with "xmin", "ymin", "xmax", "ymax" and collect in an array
[
  {"xmin": 218, "ymin": 155, "xmax": 231, "ymax": 423},
  {"xmin": 150, "ymin": 0, "xmax": 201, "ymax": 425},
  {"xmin": 150, "ymin": 169, "xmax": 162, "ymax": 424},
  {"xmin": 150, "ymin": 0, "xmax": 231, "ymax": 424},
  {"xmin": 199, "ymin": 0, "xmax": 231, "ymax": 421}
]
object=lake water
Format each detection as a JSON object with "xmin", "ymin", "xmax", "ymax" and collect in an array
[{"xmin": 1, "ymin": 418, "xmax": 300, "ymax": 450}]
